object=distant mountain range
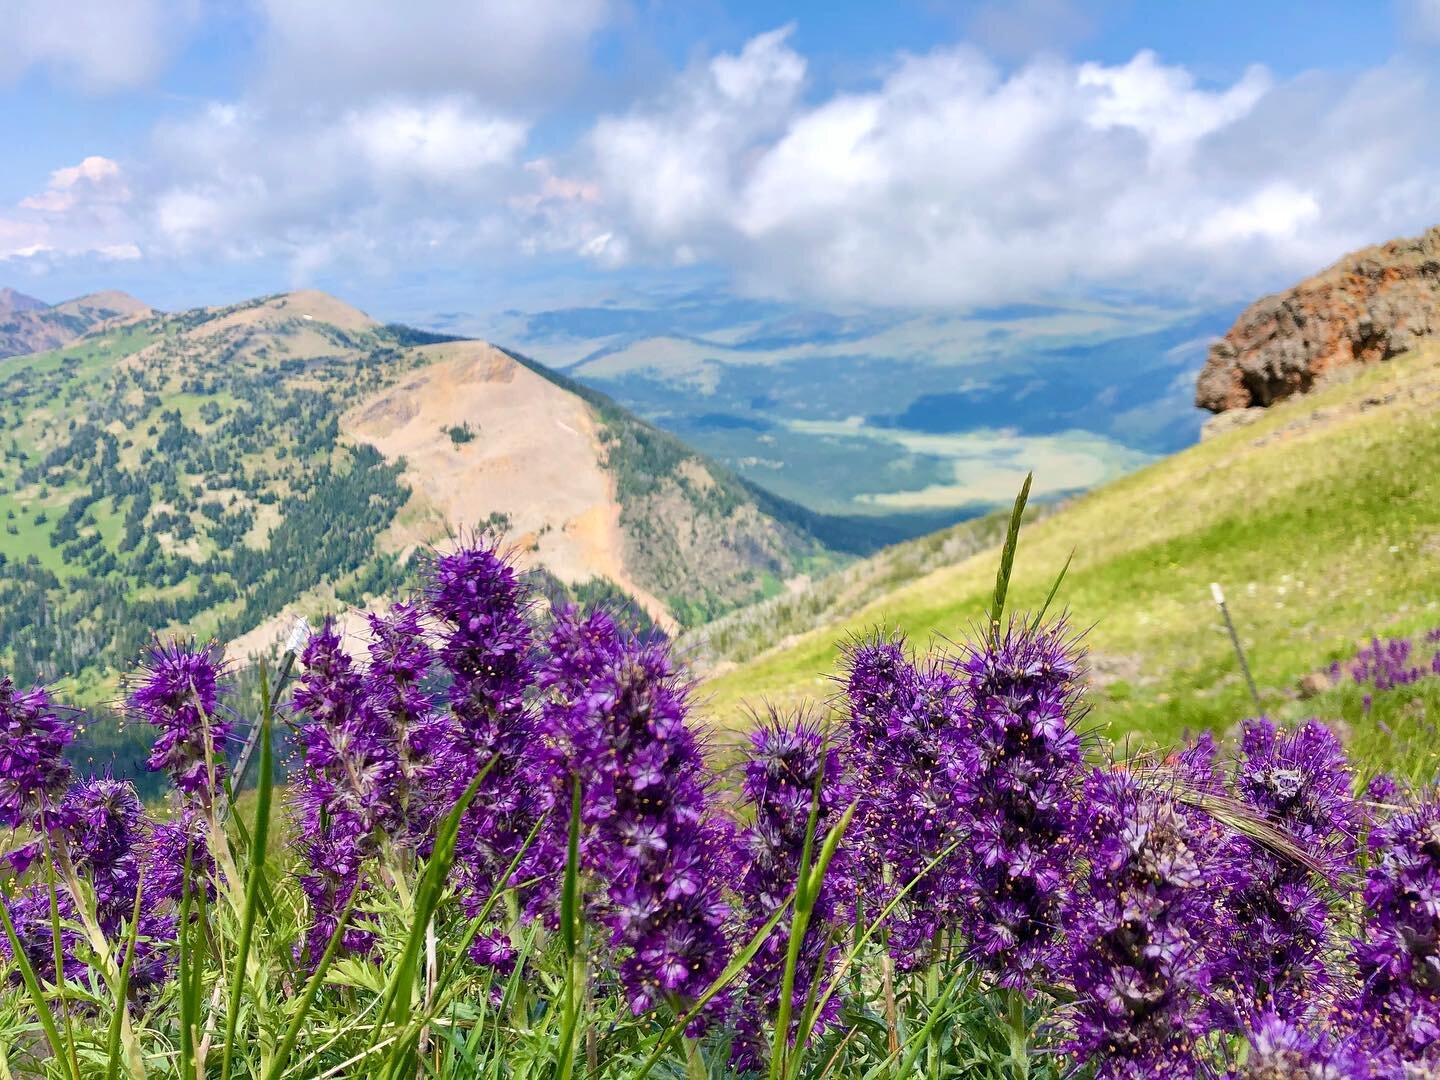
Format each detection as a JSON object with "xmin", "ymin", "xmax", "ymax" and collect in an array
[
  {"xmin": 488, "ymin": 292, "xmax": 1240, "ymax": 521},
  {"xmin": 0, "ymin": 289, "xmax": 892, "ymax": 696},
  {"xmin": 0, "ymin": 287, "xmax": 151, "ymax": 359}
]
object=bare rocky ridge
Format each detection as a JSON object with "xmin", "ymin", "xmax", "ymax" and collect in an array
[{"xmin": 1196, "ymin": 225, "xmax": 1440, "ymax": 412}]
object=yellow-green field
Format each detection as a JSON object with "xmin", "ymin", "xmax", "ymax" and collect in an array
[{"xmin": 698, "ymin": 347, "xmax": 1440, "ymax": 756}]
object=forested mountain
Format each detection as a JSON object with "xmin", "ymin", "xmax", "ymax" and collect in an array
[{"xmin": 0, "ymin": 289, "xmax": 851, "ymax": 701}]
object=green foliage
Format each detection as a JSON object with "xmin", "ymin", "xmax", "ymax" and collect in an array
[{"xmin": 443, "ymin": 421, "xmax": 478, "ymax": 446}]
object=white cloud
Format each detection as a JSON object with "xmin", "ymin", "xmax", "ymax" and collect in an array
[
  {"xmin": 554, "ymin": 32, "xmax": 1440, "ymax": 307},
  {"xmin": 587, "ymin": 27, "xmax": 806, "ymax": 253},
  {"xmin": 149, "ymin": 95, "xmax": 529, "ymax": 267},
  {"xmin": 0, "ymin": 0, "xmax": 195, "ymax": 92},
  {"xmin": 345, "ymin": 100, "xmax": 528, "ymax": 186},
  {"xmin": 0, "ymin": 156, "xmax": 139, "ymax": 260}
]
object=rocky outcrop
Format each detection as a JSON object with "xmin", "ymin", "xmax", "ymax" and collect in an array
[{"xmin": 1196, "ymin": 226, "xmax": 1440, "ymax": 412}]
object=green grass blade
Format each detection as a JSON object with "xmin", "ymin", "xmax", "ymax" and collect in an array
[
  {"xmin": 781, "ymin": 801, "xmax": 858, "ymax": 1080},
  {"xmin": 989, "ymin": 471, "xmax": 1033, "ymax": 638},
  {"xmin": 374, "ymin": 756, "xmax": 495, "ymax": 1036},
  {"xmin": 37, "ymin": 834, "xmax": 80, "ymax": 1080},
  {"xmin": 634, "ymin": 895, "xmax": 795, "ymax": 1080},
  {"xmin": 380, "ymin": 817, "xmax": 546, "ymax": 1080},
  {"xmin": 104, "ymin": 876, "xmax": 146, "ymax": 1080},
  {"xmin": 555, "ymin": 776, "xmax": 585, "ymax": 1080},
  {"xmin": 768, "ymin": 763, "xmax": 833, "ymax": 1080},
  {"xmin": 1030, "ymin": 548, "xmax": 1074, "ymax": 633},
  {"xmin": 0, "ymin": 880, "xmax": 77, "ymax": 1080},
  {"xmin": 261, "ymin": 885, "xmax": 364, "ymax": 1080},
  {"xmin": 220, "ymin": 662, "xmax": 275, "ymax": 1080}
]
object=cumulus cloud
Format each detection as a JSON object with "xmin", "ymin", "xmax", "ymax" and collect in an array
[
  {"xmin": 15, "ymin": 9, "xmax": 1440, "ymax": 307},
  {"xmin": 0, "ymin": 156, "xmax": 140, "ymax": 261},
  {"xmin": 148, "ymin": 95, "xmax": 529, "ymax": 268},
  {"xmin": 553, "ymin": 31, "xmax": 1440, "ymax": 307},
  {"xmin": 0, "ymin": 0, "xmax": 195, "ymax": 92}
]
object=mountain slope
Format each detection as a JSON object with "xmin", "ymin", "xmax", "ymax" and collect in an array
[
  {"xmin": 0, "ymin": 290, "xmax": 838, "ymax": 693},
  {"xmin": 0, "ymin": 287, "xmax": 150, "ymax": 359},
  {"xmin": 696, "ymin": 344, "xmax": 1440, "ymax": 745}
]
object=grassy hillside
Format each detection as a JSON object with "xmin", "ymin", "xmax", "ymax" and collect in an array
[{"xmin": 697, "ymin": 346, "xmax": 1440, "ymax": 753}]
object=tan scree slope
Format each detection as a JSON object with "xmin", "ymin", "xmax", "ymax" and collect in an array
[{"xmin": 343, "ymin": 340, "xmax": 673, "ymax": 628}]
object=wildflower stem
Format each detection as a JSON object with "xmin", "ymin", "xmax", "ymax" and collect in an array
[
  {"xmin": 1006, "ymin": 988, "xmax": 1030, "ymax": 1079},
  {"xmin": 220, "ymin": 667, "xmax": 274, "ymax": 1080}
]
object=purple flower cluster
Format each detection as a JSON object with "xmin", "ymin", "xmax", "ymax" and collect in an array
[
  {"xmin": 840, "ymin": 635, "xmax": 968, "ymax": 969},
  {"xmin": 1330, "ymin": 628, "xmax": 1440, "ymax": 702},
  {"xmin": 427, "ymin": 543, "xmax": 556, "ymax": 944},
  {"xmin": 730, "ymin": 713, "xmax": 852, "ymax": 1069},
  {"xmin": 128, "ymin": 640, "xmax": 231, "ymax": 800},
  {"xmin": 1221, "ymin": 717, "xmax": 1362, "ymax": 1017},
  {"xmin": 290, "ymin": 619, "xmax": 399, "ymax": 963},
  {"xmin": 952, "ymin": 618, "xmax": 1087, "ymax": 987},
  {"xmin": 1230, "ymin": 1014, "xmax": 1385, "ymax": 1079},
  {"xmin": 0, "ymin": 884, "xmax": 83, "ymax": 984},
  {"xmin": 0, "ymin": 677, "xmax": 74, "ymax": 830},
  {"xmin": 365, "ymin": 604, "xmax": 450, "ymax": 845},
  {"xmin": 541, "ymin": 608, "xmax": 732, "ymax": 1016},
  {"xmin": 1065, "ymin": 767, "xmax": 1219, "ymax": 1077},
  {"xmin": 2, "ymin": 776, "xmax": 181, "ymax": 991},
  {"xmin": 1346, "ymin": 790, "xmax": 1440, "ymax": 1065}
]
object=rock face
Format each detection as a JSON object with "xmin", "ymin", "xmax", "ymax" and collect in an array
[{"xmin": 1196, "ymin": 225, "xmax": 1440, "ymax": 412}]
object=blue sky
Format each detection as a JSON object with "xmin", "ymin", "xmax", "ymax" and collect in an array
[{"xmin": 2, "ymin": 0, "xmax": 1439, "ymax": 329}]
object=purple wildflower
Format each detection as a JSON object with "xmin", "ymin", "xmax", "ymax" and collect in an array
[
  {"xmin": 840, "ymin": 634, "xmax": 968, "ymax": 969},
  {"xmin": 731, "ymin": 713, "xmax": 853, "ymax": 1070},
  {"xmin": 1342, "ymin": 632, "xmax": 1440, "ymax": 697},
  {"xmin": 55, "ymin": 778, "xmax": 145, "ymax": 932},
  {"xmin": 540, "ymin": 608, "xmax": 733, "ymax": 1017},
  {"xmin": 290, "ymin": 620, "xmax": 395, "ymax": 964},
  {"xmin": 1222, "ymin": 718, "xmax": 1362, "ymax": 1018},
  {"xmin": 1065, "ymin": 766, "xmax": 1219, "ymax": 1077},
  {"xmin": 0, "ymin": 885, "xmax": 83, "ymax": 984},
  {"xmin": 128, "ymin": 640, "xmax": 231, "ymax": 800},
  {"xmin": 952, "ymin": 617, "xmax": 1088, "ymax": 988},
  {"xmin": 292, "ymin": 620, "xmax": 402, "ymax": 848},
  {"xmin": 56, "ymin": 778, "xmax": 178, "ymax": 992},
  {"xmin": 363, "ymin": 603, "xmax": 451, "ymax": 846},
  {"xmin": 0, "ymin": 677, "xmax": 75, "ymax": 831},
  {"xmin": 1230, "ymin": 1014, "xmax": 1390, "ymax": 1079},
  {"xmin": 426, "ymin": 541, "xmax": 555, "ymax": 947},
  {"xmin": 143, "ymin": 808, "xmax": 214, "ymax": 906},
  {"xmin": 1346, "ymin": 790, "xmax": 1440, "ymax": 1064}
]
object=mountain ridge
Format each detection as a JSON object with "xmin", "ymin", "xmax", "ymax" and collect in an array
[
  {"xmin": 0, "ymin": 286, "xmax": 152, "ymax": 360},
  {"xmin": 0, "ymin": 289, "xmax": 850, "ymax": 693}
]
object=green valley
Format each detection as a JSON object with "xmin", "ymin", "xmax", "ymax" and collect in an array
[{"xmin": 689, "ymin": 345, "xmax": 1440, "ymax": 766}]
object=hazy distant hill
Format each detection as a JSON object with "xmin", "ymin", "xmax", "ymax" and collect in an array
[
  {"xmin": 0, "ymin": 289, "xmax": 857, "ymax": 696},
  {"xmin": 495, "ymin": 292, "xmax": 1237, "ymax": 520},
  {"xmin": 692, "ymin": 341, "xmax": 1440, "ymax": 745},
  {"xmin": 0, "ymin": 287, "xmax": 151, "ymax": 359}
]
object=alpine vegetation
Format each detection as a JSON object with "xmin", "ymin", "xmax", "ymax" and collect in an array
[{"xmin": 1, "ymin": 519, "xmax": 1439, "ymax": 1079}]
